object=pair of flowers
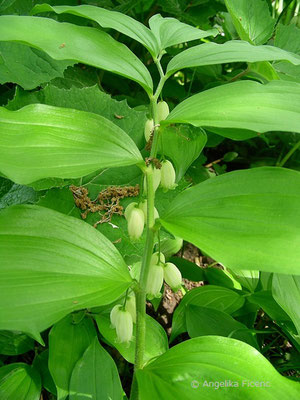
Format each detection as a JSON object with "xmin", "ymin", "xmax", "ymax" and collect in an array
[{"xmin": 110, "ymin": 252, "xmax": 182, "ymax": 343}]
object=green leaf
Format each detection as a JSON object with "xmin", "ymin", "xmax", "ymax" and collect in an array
[
  {"xmin": 225, "ymin": 0, "xmax": 275, "ymax": 45},
  {"xmin": 0, "ymin": 180, "xmax": 39, "ymax": 210},
  {"xmin": 137, "ymin": 336, "xmax": 300, "ymax": 399},
  {"xmin": 204, "ymin": 268, "xmax": 242, "ymax": 290},
  {"xmin": 0, "ymin": 331, "xmax": 34, "ymax": 355},
  {"xmin": 69, "ymin": 337, "xmax": 123, "ymax": 400},
  {"xmin": 166, "ymin": 40, "xmax": 300, "ymax": 76},
  {"xmin": 0, "ymin": 15, "xmax": 153, "ymax": 93},
  {"xmin": 158, "ymin": 124, "xmax": 207, "ymax": 181},
  {"xmin": 273, "ymin": 274, "xmax": 300, "ymax": 337},
  {"xmin": 248, "ymin": 290, "xmax": 292, "ymax": 322},
  {"xmin": 6, "ymin": 85, "xmax": 148, "ymax": 151},
  {"xmin": 32, "ymin": 3, "xmax": 159, "ymax": 57},
  {"xmin": 164, "ymin": 81, "xmax": 300, "ymax": 136},
  {"xmin": 33, "ymin": 351, "xmax": 56, "ymax": 396},
  {"xmin": 0, "ymin": 42, "xmax": 73, "ymax": 90},
  {"xmin": 229, "ymin": 269, "xmax": 259, "ymax": 292},
  {"xmin": 48, "ymin": 315, "xmax": 96, "ymax": 400},
  {"xmin": 149, "ymin": 14, "xmax": 217, "ymax": 53},
  {"xmin": 160, "ymin": 167, "xmax": 300, "ymax": 275},
  {"xmin": 0, "ymin": 205, "xmax": 132, "ymax": 341},
  {"xmin": 186, "ymin": 305, "xmax": 259, "ymax": 348},
  {"xmin": 170, "ymin": 285, "xmax": 244, "ymax": 342},
  {"xmin": 95, "ymin": 313, "xmax": 168, "ymax": 364},
  {"xmin": 0, "ymin": 363, "xmax": 41, "ymax": 400},
  {"xmin": 0, "ymin": 103, "xmax": 143, "ymax": 185}
]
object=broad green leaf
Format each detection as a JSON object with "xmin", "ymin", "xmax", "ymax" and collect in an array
[
  {"xmin": 0, "ymin": 331, "xmax": 34, "ymax": 355},
  {"xmin": 166, "ymin": 40, "xmax": 300, "ymax": 76},
  {"xmin": 248, "ymin": 290, "xmax": 292, "ymax": 322},
  {"xmin": 69, "ymin": 337, "xmax": 123, "ymax": 400},
  {"xmin": 186, "ymin": 305, "xmax": 258, "ymax": 348},
  {"xmin": 48, "ymin": 315, "xmax": 96, "ymax": 400},
  {"xmin": 95, "ymin": 313, "xmax": 168, "ymax": 364},
  {"xmin": 136, "ymin": 336, "xmax": 300, "ymax": 399},
  {"xmin": 158, "ymin": 124, "xmax": 207, "ymax": 181},
  {"xmin": 0, "ymin": 180, "xmax": 38, "ymax": 210},
  {"xmin": 164, "ymin": 81, "xmax": 300, "ymax": 135},
  {"xmin": 0, "ymin": 0, "xmax": 17, "ymax": 11},
  {"xmin": 6, "ymin": 84, "xmax": 148, "ymax": 151},
  {"xmin": 170, "ymin": 285, "xmax": 244, "ymax": 342},
  {"xmin": 0, "ymin": 16, "xmax": 153, "ymax": 93},
  {"xmin": 274, "ymin": 24, "xmax": 300, "ymax": 82},
  {"xmin": 149, "ymin": 14, "xmax": 217, "ymax": 54},
  {"xmin": 0, "ymin": 205, "xmax": 133, "ymax": 341},
  {"xmin": 0, "ymin": 103, "xmax": 143, "ymax": 185},
  {"xmin": 160, "ymin": 167, "xmax": 300, "ymax": 275},
  {"xmin": 273, "ymin": 274, "xmax": 300, "ymax": 337},
  {"xmin": 0, "ymin": 363, "xmax": 41, "ymax": 400},
  {"xmin": 225, "ymin": 0, "xmax": 275, "ymax": 45},
  {"xmin": 32, "ymin": 3, "xmax": 159, "ymax": 57},
  {"xmin": 229, "ymin": 269, "xmax": 259, "ymax": 292},
  {"xmin": 33, "ymin": 351, "xmax": 56, "ymax": 396},
  {"xmin": 0, "ymin": 42, "xmax": 73, "ymax": 89}
]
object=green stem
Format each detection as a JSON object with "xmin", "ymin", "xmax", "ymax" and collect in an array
[
  {"xmin": 277, "ymin": 139, "xmax": 300, "ymax": 167},
  {"xmin": 130, "ymin": 167, "xmax": 156, "ymax": 400}
]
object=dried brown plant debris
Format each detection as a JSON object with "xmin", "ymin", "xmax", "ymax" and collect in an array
[{"xmin": 70, "ymin": 184, "xmax": 139, "ymax": 227}]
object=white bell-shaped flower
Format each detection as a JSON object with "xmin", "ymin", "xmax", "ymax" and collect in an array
[
  {"xmin": 145, "ymin": 263, "xmax": 164, "ymax": 299},
  {"xmin": 127, "ymin": 207, "xmax": 145, "ymax": 240},
  {"xmin": 125, "ymin": 294, "xmax": 136, "ymax": 324},
  {"xmin": 160, "ymin": 237, "xmax": 183, "ymax": 259},
  {"xmin": 110, "ymin": 306, "xmax": 133, "ymax": 343},
  {"xmin": 143, "ymin": 166, "xmax": 161, "ymax": 194},
  {"xmin": 138, "ymin": 199, "xmax": 159, "ymax": 222},
  {"xmin": 124, "ymin": 202, "xmax": 138, "ymax": 220},
  {"xmin": 163, "ymin": 262, "xmax": 182, "ymax": 292},
  {"xmin": 160, "ymin": 160, "xmax": 176, "ymax": 191},
  {"xmin": 157, "ymin": 101, "xmax": 169, "ymax": 122},
  {"xmin": 144, "ymin": 118, "xmax": 154, "ymax": 142},
  {"xmin": 150, "ymin": 251, "xmax": 165, "ymax": 265}
]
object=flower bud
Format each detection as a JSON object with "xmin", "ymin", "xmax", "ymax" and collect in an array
[
  {"xmin": 115, "ymin": 308, "xmax": 133, "ymax": 343},
  {"xmin": 150, "ymin": 251, "xmax": 165, "ymax": 265},
  {"xmin": 160, "ymin": 237, "xmax": 183, "ymax": 259},
  {"xmin": 157, "ymin": 101, "xmax": 169, "ymax": 122},
  {"xmin": 163, "ymin": 262, "xmax": 182, "ymax": 292},
  {"xmin": 145, "ymin": 263, "xmax": 164, "ymax": 299},
  {"xmin": 127, "ymin": 207, "xmax": 144, "ymax": 240},
  {"xmin": 124, "ymin": 202, "xmax": 138, "ymax": 220},
  {"xmin": 125, "ymin": 294, "xmax": 136, "ymax": 323},
  {"xmin": 144, "ymin": 118, "xmax": 154, "ymax": 142},
  {"xmin": 160, "ymin": 160, "xmax": 176, "ymax": 191},
  {"xmin": 138, "ymin": 199, "xmax": 159, "ymax": 222},
  {"xmin": 143, "ymin": 166, "xmax": 161, "ymax": 194}
]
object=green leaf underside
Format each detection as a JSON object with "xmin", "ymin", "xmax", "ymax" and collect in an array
[
  {"xmin": 32, "ymin": 3, "xmax": 159, "ymax": 57},
  {"xmin": 48, "ymin": 315, "xmax": 96, "ymax": 400},
  {"xmin": 0, "ymin": 363, "xmax": 41, "ymax": 400},
  {"xmin": 164, "ymin": 80, "xmax": 300, "ymax": 135},
  {"xmin": 95, "ymin": 313, "xmax": 168, "ymax": 364},
  {"xmin": 0, "ymin": 15, "xmax": 153, "ymax": 93},
  {"xmin": 148, "ymin": 14, "xmax": 217, "ymax": 53},
  {"xmin": 161, "ymin": 167, "xmax": 300, "ymax": 275},
  {"xmin": 69, "ymin": 337, "xmax": 123, "ymax": 400},
  {"xmin": 136, "ymin": 336, "xmax": 300, "ymax": 400},
  {"xmin": 170, "ymin": 285, "xmax": 244, "ymax": 342},
  {"xmin": 0, "ymin": 103, "xmax": 142, "ymax": 185},
  {"xmin": 0, "ymin": 331, "xmax": 34, "ymax": 356},
  {"xmin": 0, "ymin": 205, "xmax": 132, "ymax": 341},
  {"xmin": 225, "ymin": 0, "xmax": 275, "ymax": 45},
  {"xmin": 167, "ymin": 40, "xmax": 300, "ymax": 76},
  {"xmin": 0, "ymin": 42, "xmax": 73, "ymax": 90}
]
